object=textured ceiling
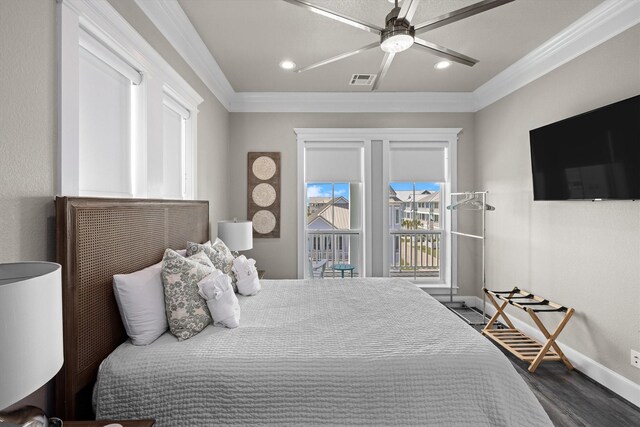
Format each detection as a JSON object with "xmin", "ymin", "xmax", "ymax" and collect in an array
[{"xmin": 178, "ymin": 0, "xmax": 603, "ymax": 92}]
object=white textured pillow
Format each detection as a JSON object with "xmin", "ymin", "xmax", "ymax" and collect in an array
[
  {"xmin": 113, "ymin": 262, "xmax": 167, "ymax": 346},
  {"xmin": 197, "ymin": 270, "xmax": 240, "ymax": 329}
]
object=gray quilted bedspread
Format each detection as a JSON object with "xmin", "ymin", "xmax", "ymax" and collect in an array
[{"xmin": 94, "ymin": 278, "xmax": 551, "ymax": 426}]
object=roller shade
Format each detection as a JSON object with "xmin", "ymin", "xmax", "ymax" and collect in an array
[
  {"xmin": 78, "ymin": 45, "xmax": 132, "ymax": 196},
  {"xmin": 162, "ymin": 105, "xmax": 184, "ymax": 198},
  {"xmin": 305, "ymin": 146, "xmax": 362, "ymax": 182},
  {"xmin": 79, "ymin": 28, "xmax": 142, "ymax": 85},
  {"xmin": 389, "ymin": 145, "xmax": 445, "ymax": 182},
  {"xmin": 163, "ymin": 94, "xmax": 191, "ymax": 119}
]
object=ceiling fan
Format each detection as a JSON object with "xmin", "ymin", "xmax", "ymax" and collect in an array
[{"xmin": 282, "ymin": 0, "xmax": 514, "ymax": 90}]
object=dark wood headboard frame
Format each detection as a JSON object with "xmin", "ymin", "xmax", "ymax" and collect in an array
[{"xmin": 55, "ymin": 197, "xmax": 209, "ymax": 419}]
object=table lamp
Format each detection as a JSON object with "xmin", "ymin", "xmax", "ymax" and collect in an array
[
  {"xmin": 0, "ymin": 262, "xmax": 63, "ymax": 426},
  {"xmin": 217, "ymin": 219, "xmax": 253, "ymax": 257}
]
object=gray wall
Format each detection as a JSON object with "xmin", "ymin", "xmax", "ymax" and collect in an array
[
  {"xmin": 0, "ymin": 0, "xmax": 57, "ymax": 412},
  {"xmin": 475, "ymin": 24, "xmax": 640, "ymax": 383},
  {"xmin": 0, "ymin": 0, "xmax": 230, "ymax": 413},
  {"xmin": 228, "ymin": 113, "xmax": 480, "ymax": 295}
]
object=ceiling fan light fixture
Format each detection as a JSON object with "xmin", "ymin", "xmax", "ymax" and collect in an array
[
  {"xmin": 279, "ymin": 60, "xmax": 297, "ymax": 70},
  {"xmin": 434, "ymin": 60, "xmax": 451, "ymax": 70},
  {"xmin": 380, "ymin": 33, "xmax": 414, "ymax": 53}
]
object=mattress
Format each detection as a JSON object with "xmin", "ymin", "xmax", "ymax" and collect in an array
[{"xmin": 94, "ymin": 278, "xmax": 551, "ymax": 426}]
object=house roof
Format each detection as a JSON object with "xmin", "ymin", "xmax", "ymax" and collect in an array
[
  {"xmin": 393, "ymin": 189, "xmax": 431, "ymax": 202},
  {"xmin": 416, "ymin": 192, "xmax": 440, "ymax": 203},
  {"xmin": 307, "ymin": 199, "xmax": 350, "ymax": 229}
]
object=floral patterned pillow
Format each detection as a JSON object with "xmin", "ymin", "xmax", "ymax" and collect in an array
[
  {"xmin": 187, "ymin": 239, "xmax": 238, "ymax": 292},
  {"xmin": 161, "ymin": 249, "xmax": 215, "ymax": 341}
]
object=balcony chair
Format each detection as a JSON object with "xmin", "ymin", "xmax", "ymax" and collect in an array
[{"xmin": 308, "ymin": 257, "xmax": 327, "ymax": 279}]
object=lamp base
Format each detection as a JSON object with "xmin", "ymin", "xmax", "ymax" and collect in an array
[{"xmin": 0, "ymin": 405, "xmax": 50, "ymax": 427}]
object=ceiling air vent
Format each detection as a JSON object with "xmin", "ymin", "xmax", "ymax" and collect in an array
[{"xmin": 349, "ymin": 74, "xmax": 376, "ymax": 86}]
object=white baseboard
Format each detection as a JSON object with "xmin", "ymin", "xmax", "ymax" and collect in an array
[{"xmin": 443, "ymin": 295, "xmax": 640, "ymax": 408}]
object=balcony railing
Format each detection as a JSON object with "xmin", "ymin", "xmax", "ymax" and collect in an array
[
  {"xmin": 389, "ymin": 230, "xmax": 441, "ymax": 280},
  {"xmin": 307, "ymin": 230, "xmax": 358, "ymax": 278},
  {"xmin": 306, "ymin": 230, "xmax": 441, "ymax": 280}
]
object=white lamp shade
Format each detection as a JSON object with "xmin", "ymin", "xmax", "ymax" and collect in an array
[
  {"xmin": 0, "ymin": 262, "xmax": 63, "ymax": 410},
  {"xmin": 218, "ymin": 221, "xmax": 253, "ymax": 252}
]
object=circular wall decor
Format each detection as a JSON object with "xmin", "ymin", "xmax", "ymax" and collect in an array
[
  {"xmin": 252, "ymin": 183, "xmax": 276, "ymax": 207},
  {"xmin": 247, "ymin": 152, "xmax": 280, "ymax": 238},
  {"xmin": 252, "ymin": 210, "xmax": 277, "ymax": 234},
  {"xmin": 252, "ymin": 156, "xmax": 277, "ymax": 180}
]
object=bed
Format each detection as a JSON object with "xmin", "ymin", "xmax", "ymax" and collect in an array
[{"xmin": 56, "ymin": 197, "xmax": 551, "ymax": 426}]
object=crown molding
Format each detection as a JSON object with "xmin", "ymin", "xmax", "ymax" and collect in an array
[
  {"xmin": 134, "ymin": 0, "xmax": 234, "ymax": 109},
  {"xmin": 473, "ymin": 0, "xmax": 640, "ymax": 110},
  {"xmin": 137, "ymin": 0, "xmax": 640, "ymax": 113},
  {"xmin": 230, "ymin": 92, "xmax": 477, "ymax": 113}
]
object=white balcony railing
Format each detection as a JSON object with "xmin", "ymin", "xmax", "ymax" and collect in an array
[
  {"xmin": 389, "ymin": 230, "xmax": 441, "ymax": 280},
  {"xmin": 307, "ymin": 230, "xmax": 359, "ymax": 278}
]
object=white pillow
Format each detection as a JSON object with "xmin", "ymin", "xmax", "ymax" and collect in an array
[
  {"xmin": 197, "ymin": 270, "xmax": 240, "ymax": 329},
  {"xmin": 113, "ymin": 262, "xmax": 167, "ymax": 345},
  {"xmin": 232, "ymin": 255, "xmax": 261, "ymax": 296}
]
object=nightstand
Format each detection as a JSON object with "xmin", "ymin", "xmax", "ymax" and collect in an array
[{"xmin": 62, "ymin": 420, "xmax": 155, "ymax": 427}]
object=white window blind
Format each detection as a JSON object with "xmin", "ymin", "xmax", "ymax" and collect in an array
[
  {"xmin": 162, "ymin": 101, "xmax": 185, "ymax": 199},
  {"xmin": 305, "ymin": 146, "xmax": 363, "ymax": 182},
  {"xmin": 78, "ymin": 45, "xmax": 133, "ymax": 196},
  {"xmin": 389, "ymin": 144, "xmax": 445, "ymax": 182},
  {"xmin": 79, "ymin": 29, "xmax": 142, "ymax": 85}
]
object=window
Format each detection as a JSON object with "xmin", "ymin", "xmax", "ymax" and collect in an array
[
  {"xmin": 386, "ymin": 142, "xmax": 450, "ymax": 285},
  {"xmin": 305, "ymin": 181, "xmax": 363, "ymax": 278},
  {"xmin": 297, "ymin": 129, "xmax": 458, "ymax": 289},
  {"xmin": 162, "ymin": 94, "xmax": 194, "ymax": 199},
  {"xmin": 389, "ymin": 182, "xmax": 443, "ymax": 281},
  {"xmin": 58, "ymin": 1, "xmax": 202, "ymax": 199},
  {"xmin": 78, "ymin": 39, "xmax": 139, "ymax": 197},
  {"xmin": 301, "ymin": 142, "xmax": 365, "ymax": 278}
]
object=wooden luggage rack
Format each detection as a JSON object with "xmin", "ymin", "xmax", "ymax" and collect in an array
[{"xmin": 482, "ymin": 287, "xmax": 574, "ymax": 373}]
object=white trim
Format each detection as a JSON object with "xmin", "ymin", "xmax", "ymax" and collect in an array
[
  {"xmin": 58, "ymin": 2, "xmax": 80, "ymax": 196},
  {"xmin": 294, "ymin": 128, "xmax": 463, "ymax": 140},
  {"xmin": 455, "ymin": 296, "xmax": 640, "ymax": 409},
  {"xmin": 474, "ymin": 0, "xmax": 640, "ymax": 110},
  {"xmin": 230, "ymin": 92, "xmax": 477, "ymax": 113},
  {"xmin": 137, "ymin": 0, "xmax": 639, "ymax": 113},
  {"xmin": 364, "ymin": 140, "xmax": 372, "ymax": 278},
  {"xmin": 296, "ymin": 135, "xmax": 306, "ymax": 279},
  {"xmin": 133, "ymin": 0, "xmax": 234, "ymax": 109}
]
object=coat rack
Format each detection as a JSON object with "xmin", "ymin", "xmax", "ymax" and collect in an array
[{"xmin": 445, "ymin": 191, "xmax": 495, "ymax": 325}]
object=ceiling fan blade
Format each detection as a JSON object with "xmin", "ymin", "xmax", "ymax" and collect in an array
[
  {"xmin": 282, "ymin": 0, "xmax": 383, "ymax": 35},
  {"xmin": 397, "ymin": 0, "xmax": 421, "ymax": 23},
  {"xmin": 414, "ymin": 0, "xmax": 514, "ymax": 34},
  {"xmin": 371, "ymin": 52, "xmax": 396, "ymax": 91},
  {"xmin": 295, "ymin": 42, "xmax": 380, "ymax": 73},
  {"xmin": 413, "ymin": 37, "xmax": 478, "ymax": 67}
]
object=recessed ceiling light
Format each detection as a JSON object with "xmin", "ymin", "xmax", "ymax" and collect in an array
[
  {"xmin": 279, "ymin": 60, "xmax": 296, "ymax": 70},
  {"xmin": 434, "ymin": 60, "xmax": 451, "ymax": 70}
]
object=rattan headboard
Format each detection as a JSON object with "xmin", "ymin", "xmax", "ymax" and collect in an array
[{"xmin": 55, "ymin": 197, "xmax": 209, "ymax": 419}]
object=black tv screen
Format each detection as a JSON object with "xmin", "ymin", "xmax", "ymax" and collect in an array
[{"xmin": 529, "ymin": 95, "xmax": 640, "ymax": 200}]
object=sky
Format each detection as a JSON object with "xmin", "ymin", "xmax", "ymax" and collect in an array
[{"xmin": 306, "ymin": 182, "xmax": 440, "ymax": 201}]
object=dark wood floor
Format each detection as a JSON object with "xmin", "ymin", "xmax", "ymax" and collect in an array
[{"xmin": 469, "ymin": 322, "xmax": 640, "ymax": 426}]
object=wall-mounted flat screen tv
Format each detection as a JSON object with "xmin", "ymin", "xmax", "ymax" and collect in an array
[{"xmin": 529, "ymin": 94, "xmax": 640, "ymax": 200}]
